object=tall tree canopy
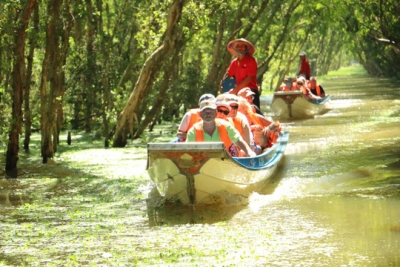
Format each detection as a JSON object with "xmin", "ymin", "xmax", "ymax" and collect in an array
[{"xmin": 1, "ymin": 0, "xmax": 399, "ymax": 176}]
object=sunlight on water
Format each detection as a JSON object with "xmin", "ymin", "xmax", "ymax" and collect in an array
[
  {"xmin": 330, "ymin": 99, "xmax": 364, "ymax": 109},
  {"xmin": 251, "ymin": 76, "xmax": 400, "ymax": 265},
  {"xmin": 1, "ymin": 73, "xmax": 399, "ymax": 266},
  {"xmin": 284, "ymin": 141, "xmax": 332, "ymax": 154},
  {"xmin": 245, "ymin": 176, "xmax": 400, "ymax": 266}
]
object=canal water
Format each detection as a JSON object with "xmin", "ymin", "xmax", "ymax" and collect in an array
[
  {"xmin": 256, "ymin": 74, "xmax": 400, "ymax": 266},
  {"xmin": 0, "ymin": 71, "xmax": 399, "ymax": 266},
  {"xmin": 148, "ymin": 73, "xmax": 400, "ymax": 266}
]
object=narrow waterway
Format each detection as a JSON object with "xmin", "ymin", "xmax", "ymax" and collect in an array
[
  {"xmin": 149, "ymin": 73, "xmax": 400, "ymax": 266},
  {"xmin": 257, "ymin": 74, "xmax": 400, "ymax": 266},
  {"xmin": 0, "ymin": 71, "xmax": 399, "ymax": 266}
]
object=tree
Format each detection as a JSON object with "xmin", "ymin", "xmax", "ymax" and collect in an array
[
  {"xmin": 6, "ymin": 0, "xmax": 37, "ymax": 178},
  {"xmin": 23, "ymin": 2, "xmax": 39, "ymax": 152},
  {"xmin": 40, "ymin": 0, "xmax": 73, "ymax": 163},
  {"xmin": 113, "ymin": 0, "xmax": 186, "ymax": 147}
]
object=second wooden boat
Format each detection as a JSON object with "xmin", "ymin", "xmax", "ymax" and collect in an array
[{"xmin": 271, "ymin": 91, "xmax": 332, "ymax": 119}]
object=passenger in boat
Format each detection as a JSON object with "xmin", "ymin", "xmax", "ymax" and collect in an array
[
  {"xmin": 215, "ymin": 101, "xmax": 231, "ymax": 120},
  {"xmin": 250, "ymin": 123, "xmax": 282, "ymax": 151},
  {"xmin": 177, "ymin": 93, "xmax": 215, "ymax": 141},
  {"xmin": 278, "ymin": 77, "xmax": 294, "ymax": 92},
  {"xmin": 237, "ymin": 97, "xmax": 273, "ymax": 128},
  {"xmin": 186, "ymin": 100, "xmax": 256, "ymax": 157},
  {"xmin": 262, "ymin": 121, "xmax": 282, "ymax": 149},
  {"xmin": 222, "ymin": 38, "xmax": 261, "ymax": 110},
  {"xmin": 307, "ymin": 76, "xmax": 326, "ymax": 97},
  {"xmin": 216, "ymin": 100, "xmax": 261, "ymax": 155},
  {"xmin": 297, "ymin": 51, "xmax": 311, "ymax": 80},
  {"xmin": 296, "ymin": 77, "xmax": 321, "ymax": 100},
  {"xmin": 237, "ymin": 87, "xmax": 263, "ymax": 115},
  {"xmin": 292, "ymin": 77, "xmax": 298, "ymax": 89},
  {"xmin": 224, "ymin": 94, "xmax": 253, "ymax": 148},
  {"xmin": 237, "ymin": 97, "xmax": 281, "ymax": 150},
  {"xmin": 215, "ymin": 92, "xmax": 230, "ymax": 102}
]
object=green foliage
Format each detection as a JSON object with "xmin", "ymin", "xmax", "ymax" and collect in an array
[
  {"xmin": 319, "ymin": 64, "xmax": 367, "ymax": 77},
  {"xmin": 339, "ymin": 0, "xmax": 400, "ymax": 77},
  {"xmin": 1, "ymin": 0, "xmax": 399, "ymax": 160},
  {"xmin": 0, "ymin": 93, "xmax": 10, "ymax": 149}
]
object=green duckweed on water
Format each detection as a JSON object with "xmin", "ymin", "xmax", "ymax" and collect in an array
[{"xmin": 1, "ymin": 67, "xmax": 400, "ymax": 266}]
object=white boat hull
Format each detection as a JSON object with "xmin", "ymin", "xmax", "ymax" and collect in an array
[
  {"xmin": 146, "ymin": 132, "xmax": 289, "ymax": 205},
  {"xmin": 271, "ymin": 91, "xmax": 332, "ymax": 119}
]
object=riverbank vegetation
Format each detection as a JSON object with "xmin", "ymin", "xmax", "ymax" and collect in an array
[{"xmin": 1, "ymin": 0, "xmax": 399, "ymax": 176}]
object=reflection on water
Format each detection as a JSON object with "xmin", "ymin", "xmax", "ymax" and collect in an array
[
  {"xmin": 147, "ymin": 201, "xmax": 246, "ymax": 226},
  {"xmin": 0, "ymin": 180, "xmax": 29, "ymax": 208},
  {"xmin": 236, "ymin": 195, "xmax": 400, "ymax": 266},
  {"xmin": 1, "ymin": 73, "xmax": 399, "ymax": 266},
  {"xmin": 146, "ymin": 73, "xmax": 400, "ymax": 265},
  {"xmin": 268, "ymin": 74, "xmax": 400, "ymax": 266}
]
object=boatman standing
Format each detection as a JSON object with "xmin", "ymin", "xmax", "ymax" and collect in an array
[
  {"xmin": 223, "ymin": 38, "xmax": 261, "ymax": 110},
  {"xmin": 298, "ymin": 51, "xmax": 311, "ymax": 80}
]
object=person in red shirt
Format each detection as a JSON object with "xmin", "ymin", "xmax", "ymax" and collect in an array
[
  {"xmin": 298, "ymin": 52, "xmax": 311, "ymax": 80},
  {"xmin": 223, "ymin": 38, "xmax": 260, "ymax": 110}
]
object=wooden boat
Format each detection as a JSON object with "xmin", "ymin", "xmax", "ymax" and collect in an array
[
  {"xmin": 271, "ymin": 91, "xmax": 332, "ymax": 119},
  {"xmin": 146, "ymin": 131, "xmax": 289, "ymax": 205}
]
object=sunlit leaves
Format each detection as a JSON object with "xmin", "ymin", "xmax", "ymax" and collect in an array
[{"xmin": 339, "ymin": 0, "xmax": 400, "ymax": 77}]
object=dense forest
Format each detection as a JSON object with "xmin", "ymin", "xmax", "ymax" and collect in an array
[{"xmin": 0, "ymin": 0, "xmax": 399, "ymax": 177}]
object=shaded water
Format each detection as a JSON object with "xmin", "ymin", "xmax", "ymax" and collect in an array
[
  {"xmin": 255, "ymin": 74, "xmax": 400, "ymax": 266},
  {"xmin": 0, "ymin": 72, "xmax": 399, "ymax": 266},
  {"xmin": 147, "ymin": 74, "xmax": 400, "ymax": 266}
]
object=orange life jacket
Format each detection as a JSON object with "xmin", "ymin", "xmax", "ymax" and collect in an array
[
  {"xmin": 313, "ymin": 85, "xmax": 321, "ymax": 96},
  {"xmin": 265, "ymin": 121, "xmax": 282, "ymax": 148},
  {"xmin": 300, "ymin": 86, "xmax": 314, "ymax": 98},
  {"xmin": 194, "ymin": 121, "xmax": 233, "ymax": 151},
  {"xmin": 230, "ymin": 116, "xmax": 243, "ymax": 136},
  {"xmin": 226, "ymin": 117, "xmax": 235, "ymax": 127},
  {"xmin": 248, "ymin": 113, "xmax": 263, "ymax": 127},
  {"xmin": 280, "ymin": 84, "xmax": 293, "ymax": 92},
  {"xmin": 225, "ymin": 118, "xmax": 243, "ymax": 156},
  {"xmin": 188, "ymin": 109, "xmax": 201, "ymax": 130},
  {"xmin": 306, "ymin": 82, "xmax": 322, "ymax": 96}
]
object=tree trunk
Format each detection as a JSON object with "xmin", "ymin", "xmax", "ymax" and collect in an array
[
  {"xmin": 72, "ymin": 94, "xmax": 83, "ymax": 129},
  {"xmin": 23, "ymin": 3, "xmax": 39, "ymax": 153},
  {"xmin": 40, "ymin": 0, "xmax": 63, "ymax": 163},
  {"xmin": 113, "ymin": 0, "xmax": 186, "ymax": 147},
  {"xmin": 97, "ymin": 0, "xmax": 112, "ymax": 148},
  {"xmin": 67, "ymin": 131, "xmax": 72, "ymax": 145},
  {"xmin": 55, "ymin": 0, "xmax": 73, "ymax": 151},
  {"xmin": 134, "ymin": 40, "xmax": 185, "ymax": 138},
  {"xmin": 257, "ymin": 0, "xmax": 300, "ymax": 81},
  {"xmin": 84, "ymin": 0, "xmax": 96, "ymax": 133},
  {"xmin": 206, "ymin": 13, "xmax": 225, "ymax": 89},
  {"xmin": 5, "ymin": 0, "xmax": 36, "ymax": 178}
]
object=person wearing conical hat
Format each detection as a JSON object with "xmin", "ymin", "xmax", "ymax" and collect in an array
[{"xmin": 223, "ymin": 38, "xmax": 260, "ymax": 110}]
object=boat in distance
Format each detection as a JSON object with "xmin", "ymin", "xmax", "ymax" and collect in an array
[
  {"xmin": 271, "ymin": 91, "xmax": 332, "ymax": 119},
  {"xmin": 146, "ymin": 131, "xmax": 289, "ymax": 205}
]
